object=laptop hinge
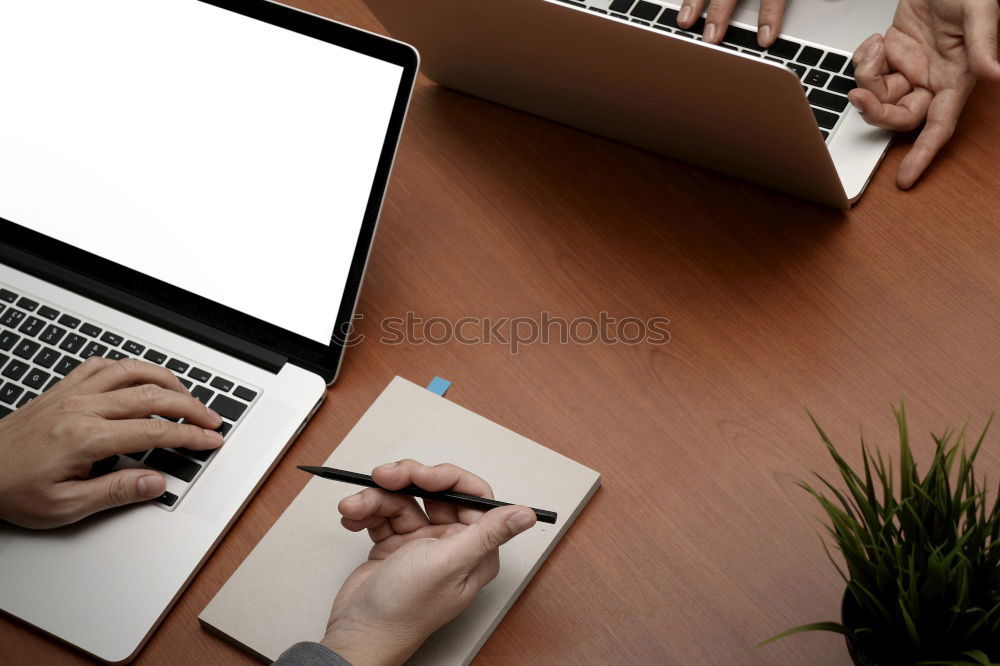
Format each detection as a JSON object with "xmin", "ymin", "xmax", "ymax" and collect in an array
[{"xmin": 0, "ymin": 244, "xmax": 287, "ymax": 374}]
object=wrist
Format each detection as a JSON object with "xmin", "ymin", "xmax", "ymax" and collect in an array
[{"xmin": 320, "ymin": 618, "xmax": 420, "ymax": 666}]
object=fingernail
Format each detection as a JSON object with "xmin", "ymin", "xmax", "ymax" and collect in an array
[
  {"xmin": 137, "ymin": 474, "xmax": 163, "ymax": 498},
  {"xmin": 380, "ymin": 462, "xmax": 397, "ymax": 470},
  {"xmin": 207, "ymin": 406, "xmax": 221, "ymax": 421},
  {"xmin": 704, "ymin": 23, "xmax": 717, "ymax": 43},
  {"xmin": 849, "ymin": 96, "xmax": 862, "ymax": 111},
  {"xmin": 865, "ymin": 42, "xmax": 879, "ymax": 60},
  {"xmin": 758, "ymin": 25, "xmax": 772, "ymax": 46},
  {"xmin": 506, "ymin": 510, "xmax": 535, "ymax": 535},
  {"xmin": 204, "ymin": 429, "xmax": 224, "ymax": 443},
  {"xmin": 343, "ymin": 493, "xmax": 362, "ymax": 504},
  {"xmin": 678, "ymin": 5, "xmax": 692, "ymax": 24}
]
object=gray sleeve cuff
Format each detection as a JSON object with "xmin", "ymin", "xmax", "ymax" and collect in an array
[{"xmin": 273, "ymin": 641, "xmax": 351, "ymax": 666}]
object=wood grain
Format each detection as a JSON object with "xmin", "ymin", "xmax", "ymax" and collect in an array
[{"xmin": 4, "ymin": 1, "xmax": 1000, "ymax": 664}]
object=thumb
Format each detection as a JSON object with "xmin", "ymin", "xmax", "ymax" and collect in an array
[
  {"xmin": 964, "ymin": 1, "xmax": 1000, "ymax": 81},
  {"xmin": 447, "ymin": 505, "xmax": 537, "ymax": 570},
  {"xmin": 65, "ymin": 470, "xmax": 167, "ymax": 522}
]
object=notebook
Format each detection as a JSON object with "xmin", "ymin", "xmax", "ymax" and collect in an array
[{"xmin": 199, "ymin": 376, "xmax": 602, "ymax": 663}]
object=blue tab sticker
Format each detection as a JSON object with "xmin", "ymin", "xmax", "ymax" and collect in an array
[{"xmin": 426, "ymin": 377, "xmax": 452, "ymax": 397}]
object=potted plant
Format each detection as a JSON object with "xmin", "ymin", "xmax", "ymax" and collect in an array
[{"xmin": 759, "ymin": 405, "xmax": 1000, "ymax": 665}]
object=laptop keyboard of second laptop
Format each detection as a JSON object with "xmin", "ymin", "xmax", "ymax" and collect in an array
[
  {"xmin": 0, "ymin": 284, "xmax": 261, "ymax": 511},
  {"xmin": 557, "ymin": 0, "xmax": 857, "ymax": 142}
]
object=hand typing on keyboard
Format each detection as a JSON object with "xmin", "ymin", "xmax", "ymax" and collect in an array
[
  {"xmin": 0, "ymin": 357, "xmax": 223, "ymax": 529},
  {"xmin": 847, "ymin": 0, "xmax": 1000, "ymax": 189},
  {"xmin": 676, "ymin": 0, "xmax": 787, "ymax": 47}
]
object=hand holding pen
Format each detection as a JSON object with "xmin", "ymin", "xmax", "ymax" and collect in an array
[{"xmin": 316, "ymin": 460, "xmax": 538, "ymax": 666}]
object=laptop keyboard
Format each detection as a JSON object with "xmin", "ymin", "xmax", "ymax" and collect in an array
[
  {"xmin": 0, "ymin": 285, "xmax": 262, "ymax": 511},
  {"xmin": 556, "ymin": 0, "xmax": 857, "ymax": 142}
]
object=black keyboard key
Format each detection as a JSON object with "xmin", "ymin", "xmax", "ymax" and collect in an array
[
  {"xmin": 166, "ymin": 358, "xmax": 189, "ymax": 374},
  {"xmin": 19, "ymin": 316, "xmax": 45, "ymax": 337},
  {"xmin": 88, "ymin": 455, "xmax": 119, "ymax": 478},
  {"xmin": 107, "ymin": 350, "xmax": 128, "ymax": 361},
  {"xmin": 125, "ymin": 449, "xmax": 148, "ymax": 461},
  {"xmin": 34, "ymin": 347, "xmax": 60, "ymax": 369},
  {"xmin": 40, "ymin": 325, "xmax": 66, "ymax": 346},
  {"xmin": 179, "ymin": 378, "xmax": 193, "ymax": 390},
  {"xmin": 812, "ymin": 106, "xmax": 839, "ymax": 129},
  {"xmin": 741, "ymin": 49, "xmax": 761, "ymax": 57},
  {"xmin": 233, "ymin": 386, "xmax": 257, "ymax": 402},
  {"xmin": 209, "ymin": 394, "xmax": 247, "ymax": 422},
  {"xmin": 0, "ymin": 289, "xmax": 16, "ymax": 303},
  {"xmin": 79, "ymin": 323, "xmax": 101, "ymax": 338},
  {"xmin": 177, "ymin": 446, "xmax": 213, "ymax": 462},
  {"xmin": 787, "ymin": 62, "xmax": 807, "ymax": 79},
  {"xmin": 827, "ymin": 75, "xmax": 855, "ymax": 95},
  {"xmin": 123, "ymin": 340, "xmax": 145, "ymax": 355},
  {"xmin": 58, "ymin": 314, "xmax": 80, "ymax": 329},
  {"xmin": 0, "ymin": 383, "xmax": 24, "ymax": 405},
  {"xmin": 2, "ymin": 360, "xmax": 28, "ymax": 381},
  {"xmin": 844, "ymin": 60, "xmax": 855, "ymax": 77},
  {"xmin": 608, "ymin": 0, "xmax": 634, "ymax": 12},
  {"xmin": 145, "ymin": 448, "xmax": 201, "ymax": 482},
  {"xmin": 100, "ymin": 331, "xmax": 124, "ymax": 347},
  {"xmin": 13, "ymin": 339, "xmax": 40, "ymax": 360},
  {"xmin": 804, "ymin": 69, "xmax": 830, "ymax": 87},
  {"xmin": 820, "ymin": 129, "xmax": 830, "ymax": 140},
  {"xmin": 796, "ymin": 46, "xmax": 823, "ymax": 66},
  {"xmin": 820, "ymin": 52, "xmax": 848, "ymax": 73},
  {"xmin": 37, "ymin": 305, "xmax": 59, "ymax": 320},
  {"xmin": 155, "ymin": 491, "xmax": 178, "ymax": 507},
  {"xmin": 0, "ymin": 406, "xmax": 11, "ymax": 419},
  {"xmin": 218, "ymin": 420, "xmax": 233, "ymax": 438},
  {"xmin": 188, "ymin": 367, "xmax": 211, "ymax": 383},
  {"xmin": 143, "ymin": 349, "xmax": 167, "ymax": 364},
  {"xmin": 54, "ymin": 356, "xmax": 81, "ymax": 376},
  {"xmin": 723, "ymin": 25, "xmax": 764, "ymax": 51},
  {"xmin": 80, "ymin": 342, "xmax": 108, "ymax": 359},
  {"xmin": 59, "ymin": 333, "xmax": 86, "ymax": 354},
  {"xmin": 191, "ymin": 385, "xmax": 215, "ymax": 405},
  {"xmin": 22, "ymin": 368, "xmax": 50, "ymax": 390},
  {"xmin": 656, "ymin": 7, "xmax": 678, "ymax": 26},
  {"xmin": 0, "ymin": 353, "xmax": 7, "ymax": 370},
  {"xmin": 767, "ymin": 38, "xmax": 799, "ymax": 60},
  {"xmin": 630, "ymin": 0, "xmax": 661, "ymax": 21},
  {"xmin": 809, "ymin": 88, "xmax": 849, "ymax": 112},
  {"xmin": 1, "ymin": 308, "xmax": 26, "ymax": 328},
  {"xmin": 16, "ymin": 297, "xmax": 38, "ymax": 312},
  {"xmin": 44, "ymin": 376, "xmax": 60, "ymax": 391},
  {"xmin": 0, "ymin": 331, "xmax": 17, "ymax": 351},
  {"xmin": 16, "ymin": 391, "xmax": 37, "ymax": 408},
  {"xmin": 210, "ymin": 376, "xmax": 234, "ymax": 392}
]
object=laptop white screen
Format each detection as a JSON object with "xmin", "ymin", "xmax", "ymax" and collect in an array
[{"xmin": 0, "ymin": 0, "xmax": 404, "ymax": 345}]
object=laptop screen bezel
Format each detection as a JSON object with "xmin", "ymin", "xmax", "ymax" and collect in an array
[{"xmin": 0, "ymin": 0, "xmax": 417, "ymax": 384}]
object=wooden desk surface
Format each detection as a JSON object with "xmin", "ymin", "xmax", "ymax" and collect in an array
[{"xmin": 5, "ymin": 1, "xmax": 1000, "ymax": 663}]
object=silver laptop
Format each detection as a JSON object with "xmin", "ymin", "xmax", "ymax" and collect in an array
[
  {"xmin": 364, "ymin": 0, "xmax": 896, "ymax": 208},
  {"xmin": 0, "ymin": 0, "xmax": 416, "ymax": 661}
]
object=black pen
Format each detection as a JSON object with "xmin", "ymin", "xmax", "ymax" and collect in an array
[{"xmin": 297, "ymin": 465, "xmax": 558, "ymax": 524}]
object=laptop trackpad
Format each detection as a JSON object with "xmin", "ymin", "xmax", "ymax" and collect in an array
[{"xmin": 182, "ymin": 398, "xmax": 297, "ymax": 526}]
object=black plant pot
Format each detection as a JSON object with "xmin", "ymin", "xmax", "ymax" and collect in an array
[{"xmin": 841, "ymin": 588, "xmax": 885, "ymax": 666}]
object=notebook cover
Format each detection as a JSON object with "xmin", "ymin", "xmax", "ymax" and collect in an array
[{"xmin": 199, "ymin": 376, "xmax": 601, "ymax": 664}]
